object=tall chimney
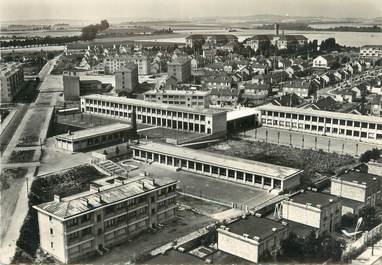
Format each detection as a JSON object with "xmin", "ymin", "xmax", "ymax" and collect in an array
[{"xmin": 275, "ymin": 23, "xmax": 280, "ymax": 36}]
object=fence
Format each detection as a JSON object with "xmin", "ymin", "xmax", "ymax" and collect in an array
[
  {"xmin": 177, "ymin": 188, "xmax": 233, "ymax": 208},
  {"xmin": 343, "ymin": 223, "xmax": 382, "ymax": 257}
]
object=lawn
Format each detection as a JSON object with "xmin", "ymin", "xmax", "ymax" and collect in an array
[
  {"xmin": 8, "ymin": 150, "xmax": 36, "ymax": 163},
  {"xmin": 177, "ymin": 194, "xmax": 230, "ymax": 216},
  {"xmin": 12, "ymin": 164, "xmax": 106, "ymax": 263},
  {"xmin": 0, "ymin": 167, "xmax": 28, "ymax": 191},
  {"xmin": 202, "ymin": 139, "xmax": 356, "ymax": 186}
]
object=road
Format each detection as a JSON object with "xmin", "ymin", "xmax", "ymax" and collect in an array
[
  {"xmin": 243, "ymin": 127, "xmax": 379, "ymax": 157},
  {"xmin": 0, "ymin": 55, "xmax": 63, "ymax": 264}
]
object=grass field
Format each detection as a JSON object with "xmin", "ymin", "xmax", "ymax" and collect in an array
[{"xmin": 202, "ymin": 139, "xmax": 356, "ymax": 186}]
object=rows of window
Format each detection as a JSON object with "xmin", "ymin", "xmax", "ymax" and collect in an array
[
  {"xmin": 262, "ymin": 118, "xmax": 382, "ymax": 139},
  {"xmin": 84, "ymin": 99, "xmax": 206, "ymax": 121},
  {"xmin": 261, "ymin": 110, "xmax": 382, "ymax": 130},
  {"xmin": 134, "ymin": 149, "xmax": 282, "ymax": 189}
]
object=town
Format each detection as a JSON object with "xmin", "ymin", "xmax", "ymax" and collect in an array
[{"xmin": 1, "ymin": 2, "xmax": 382, "ymax": 264}]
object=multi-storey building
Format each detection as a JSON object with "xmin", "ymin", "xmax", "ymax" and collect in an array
[
  {"xmin": 281, "ymin": 191, "xmax": 342, "ymax": 236},
  {"xmin": 80, "ymin": 94, "xmax": 227, "ymax": 136},
  {"xmin": 209, "ymin": 88, "xmax": 242, "ymax": 107},
  {"xmin": 143, "ymin": 89, "xmax": 210, "ymax": 108},
  {"xmin": 131, "ymin": 141, "xmax": 303, "ymax": 192},
  {"xmin": 331, "ymin": 170, "xmax": 381, "ymax": 215},
  {"xmin": 201, "ymin": 75, "xmax": 233, "ymax": 90},
  {"xmin": 360, "ymin": 45, "xmax": 382, "ymax": 59},
  {"xmin": 0, "ymin": 62, "xmax": 24, "ymax": 103},
  {"xmin": 244, "ymin": 34, "xmax": 307, "ymax": 51},
  {"xmin": 104, "ymin": 54, "xmax": 149, "ymax": 75},
  {"xmin": 257, "ymin": 104, "xmax": 382, "ymax": 143},
  {"xmin": 63, "ymin": 74, "xmax": 80, "ymax": 101},
  {"xmin": 282, "ymin": 80, "xmax": 314, "ymax": 98},
  {"xmin": 115, "ymin": 64, "xmax": 139, "ymax": 94},
  {"xmin": 217, "ymin": 216, "xmax": 288, "ymax": 263},
  {"xmin": 33, "ymin": 176, "xmax": 178, "ymax": 263},
  {"xmin": 167, "ymin": 57, "xmax": 191, "ymax": 83},
  {"xmin": 185, "ymin": 34, "xmax": 238, "ymax": 48}
]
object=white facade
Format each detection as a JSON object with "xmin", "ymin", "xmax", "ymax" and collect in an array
[
  {"xmin": 257, "ymin": 104, "xmax": 382, "ymax": 143},
  {"xmin": 0, "ymin": 62, "xmax": 24, "ymax": 103},
  {"xmin": 360, "ymin": 45, "xmax": 382, "ymax": 58},
  {"xmin": 143, "ymin": 90, "xmax": 210, "ymax": 108}
]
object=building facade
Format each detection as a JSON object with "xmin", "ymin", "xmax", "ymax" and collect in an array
[
  {"xmin": 331, "ymin": 170, "xmax": 381, "ymax": 215},
  {"xmin": 80, "ymin": 94, "xmax": 227, "ymax": 135},
  {"xmin": 0, "ymin": 62, "xmax": 24, "ymax": 103},
  {"xmin": 360, "ymin": 45, "xmax": 382, "ymax": 59},
  {"xmin": 167, "ymin": 57, "xmax": 191, "ymax": 83},
  {"xmin": 105, "ymin": 54, "xmax": 149, "ymax": 75},
  {"xmin": 281, "ymin": 191, "xmax": 342, "ymax": 235},
  {"xmin": 55, "ymin": 123, "xmax": 133, "ymax": 152},
  {"xmin": 114, "ymin": 64, "xmax": 139, "ymax": 94},
  {"xmin": 33, "ymin": 176, "xmax": 178, "ymax": 264},
  {"xmin": 143, "ymin": 89, "xmax": 210, "ymax": 108},
  {"xmin": 131, "ymin": 141, "xmax": 303, "ymax": 192},
  {"xmin": 63, "ymin": 74, "xmax": 80, "ymax": 101},
  {"xmin": 217, "ymin": 216, "xmax": 288, "ymax": 263},
  {"xmin": 257, "ymin": 104, "xmax": 382, "ymax": 143}
]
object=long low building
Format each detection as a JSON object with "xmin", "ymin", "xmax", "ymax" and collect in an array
[
  {"xmin": 257, "ymin": 104, "xmax": 382, "ymax": 143},
  {"xmin": 55, "ymin": 123, "xmax": 133, "ymax": 152},
  {"xmin": 80, "ymin": 94, "xmax": 227, "ymax": 136},
  {"xmin": 131, "ymin": 142, "xmax": 303, "ymax": 192},
  {"xmin": 33, "ymin": 176, "xmax": 178, "ymax": 264},
  {"xmin": 143, "ymin": 89, "xmax": 210, "ymax": 108}
]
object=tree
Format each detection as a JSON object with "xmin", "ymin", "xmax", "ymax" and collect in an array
[
  {"xmin": 359, "ymin": 148, "xmax": 381, "ymax": 163},
  {"xmin": 115, "ymin": 146, "xmax": 120, "ymax": 155},
  {"xmin": 99, "ymin": 20, "xmax": 110, "ymax": 31},
  {"xmin": 359, "ymin": 206, "xmax": 381, "ymax": 231}
]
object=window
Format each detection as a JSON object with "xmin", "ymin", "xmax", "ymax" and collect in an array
[
  {"xmin": 49, "ymin": 216, "xmax": 52, "ymax": 221},
  {"xmin": 51, "ymin": 242, "xmax": 54, "ymax": 248},
  {"xmin": 50, "ymin": 228, "xmax": 53, "ymax": 235}
]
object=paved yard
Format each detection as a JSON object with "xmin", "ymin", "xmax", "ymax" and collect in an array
[{"xmin": 125, "ymin": 160, "xmax": 276, "ymax": 209}]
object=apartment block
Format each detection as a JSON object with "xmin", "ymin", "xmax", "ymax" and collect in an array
[
  {"xmin": 33, "ymin": 176, "xmax": 178, "ymax": 263},
  {"xmin": 167, "ymin": 57, "xmax": 191, "ymax": 83},
  {"xmin": 115, "ymin": 64, "xmax": 139, "ymax": 94},
  {"xmin": 0, "ymin": 62, "xmax": 24, "ymax": 103},
  {"xmin": 143, "ymin": 89, "xmax": 210, "ymax": 108},
  {"xmin": 63, "ymin": 74, "xmax": 80, "ymax": 101}
]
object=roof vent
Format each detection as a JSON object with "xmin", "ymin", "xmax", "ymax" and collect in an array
[
  {"xmin": 281, "ymin": 221, "xmax": 288, "ymax": 226},
  {"xmin": 317, "ymin": 204, "xmax": 321, "ymax": 208},
  {"xmin": 272, "ymin": 228, "xmax": 277, "ymax": 232},
  {"xmin": 312, "ymin": 188, "xmax": 318, "ymax": 192},
  {"xmin": 255, "ymin": 213, "xmax": 262, "ymax": 217},
  {"xmin": 373, "ymin": 177, "xmax": 377, "ymax": 181},
  {"xmin": 329, "ymin": 199, "xmax": 333, "ymax": 203},
  {"xmin": 253, "ymin": 236, "xmax": 260, "ymax": 241},
  {"xmin": 243, "ymin": 233, "xmax": 249, "ymax": 238},
  {"xmin": 306, "ymin": 203, "xmax": 312, "ymax": 207},
  {"xmin": 54, "ymin": 194, "xmax": 61, "ymax": 202}
]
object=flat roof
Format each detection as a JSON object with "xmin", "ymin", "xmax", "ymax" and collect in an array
[
  {"xmin": 225, "ymin": 216, "xmax": 286, "ymax": 240},
  {"xmin": 144, "ymin": 90, "xmax": 210, "ymax": 96},
  {"xmin": 132, "ymin": 142, "xmax": 302, "ymax": 180},
  {"xmin": 289, "ymin": 190, "xmax": 339, "ymax": 208},
  {"xmin": 257, "ymin": 103, "xmax": 382, "ymax": 124},
  {"xmin": 55, "ymin": 123, "xmax": 131, "ymax": 141},
  {"xmin": 34, "ymin": 176, "xmax": 177, "ymax": 219},
  {"xmin": 81, "ymin": 94, "xmax": 226, "ymax": 116},
  {"xmin": 333, "ymin": 170, "xmax": 380, "ymax": 186},
  {"xmin": 227, "ymin": 108, "xmax": 259, "ymax": 122}
]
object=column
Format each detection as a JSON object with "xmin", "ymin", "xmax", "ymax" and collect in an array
[{"xmin": 271, "ymin": 178, "xmax": 274, "ymax": 189}]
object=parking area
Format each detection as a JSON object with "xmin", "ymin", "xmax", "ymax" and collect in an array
[{"xmin": 244, "ymin": 127, "xmax": 378, "ymax": 157}]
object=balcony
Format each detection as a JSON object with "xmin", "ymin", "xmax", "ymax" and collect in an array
[
  {"xmin": 66, "ymin": 233, "xmax": 94, "ymax": 247},
  {"xmin": 65, "ymin": 220, "xmax": 93, "ymax": 234}
]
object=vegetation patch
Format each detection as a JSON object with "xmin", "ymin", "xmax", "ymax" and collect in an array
[
  {"xmin": 8, "ymin": 150, "xmax": 36, "ymax": 163},
  {"xmin": 0, "ymin": 167, "xmax": 28, "ymax": 191}
]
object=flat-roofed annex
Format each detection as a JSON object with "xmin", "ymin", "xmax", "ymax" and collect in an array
[{"xmin": 132, "ymin": 142, "xmax": 302, "ymax": 180}]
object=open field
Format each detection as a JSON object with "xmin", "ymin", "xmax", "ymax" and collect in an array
[
  {"xmin": 177, "ymin": 195, "xmax": 230, "ymax": 216},
  {"xmin": 138, "ymin": 127, "xmax": 202, "ymax": 143},
  {"xmin": 17, "ymin": 109, "xmax": 48, "ymax": 146}
]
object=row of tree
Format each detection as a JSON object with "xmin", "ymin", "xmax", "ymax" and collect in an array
[{"xmin": 1, "ymin": 20, "xmax": 110, "ymax": 48}]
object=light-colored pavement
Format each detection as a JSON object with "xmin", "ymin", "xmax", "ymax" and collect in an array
[
  {"xmin": 352, "ymin": 239, "xmax": 382, "ymax": 265},
  {"xmin": 0, "ymin": 56, "xmax": 63, "ymax": 264},
  {"xmin": 243, "ymin": 127, "xmax": 379, "ymax": 157}
]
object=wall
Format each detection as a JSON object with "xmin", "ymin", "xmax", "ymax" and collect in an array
[
  {"xmin": 331, "ymin": 180, "xmax": 366, "ymax": 202},
  {"xmin": 282, "ymin": 201, "xmax": 321, "ymax": 229},
  {"xmin": 38, "ymin": 212, "xmax": 67, "ymax": 263},
  {"xmin": 218, "ymin": 230, "xmax": 259, "ymax": 263}
]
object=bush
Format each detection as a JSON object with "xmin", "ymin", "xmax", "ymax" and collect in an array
[{"xmin": 359, "ymin": 148, "xmax": 381, "ymax": 163}]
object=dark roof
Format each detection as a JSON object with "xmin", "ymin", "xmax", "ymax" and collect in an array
[
  {"xmin": 289, "ymin": 190, "xmax": 340, "ymax": 208},
  {"xmin": 226, "ymin": 216, "xmax": 286, "ymax": 240},
  {"xmin": 210, "ymin": 88, "xmax": 241, "ymax": 96},
  {"xmin": 314, "ymin": 96, "xmax": 339, "ymax": 111},
  {"xmin": 341, "ymin": 197, "xmax": 364, "ymax": 210},
  {"xmin": 335, "ymin": 170, "xmax": 380, "ymax": 186},
  {"xmin": 244, "ymin": 83, "xmax": 270, "ymax": 91},
  {"xmin": 281, "ymin": 219, "xmax": 318, "ymax": 238}
]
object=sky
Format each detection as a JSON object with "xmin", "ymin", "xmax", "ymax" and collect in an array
[{"xmin": 1, "ymin": 0, "xmax": 381, "ymax": 22}]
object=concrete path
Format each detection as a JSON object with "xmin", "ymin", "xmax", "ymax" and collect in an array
[{"xmin": 352, "ymin": 239, "xmax": 382, "ymax": 265}]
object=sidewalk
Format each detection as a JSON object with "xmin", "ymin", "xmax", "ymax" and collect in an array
[{"xmin": 352, "ymin": 239, "xmax": 382, "ymax": 265}]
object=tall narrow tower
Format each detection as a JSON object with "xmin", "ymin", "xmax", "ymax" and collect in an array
[{"xmin": 275, "ymin": 23, "xmax": 280, "ymax": 36}]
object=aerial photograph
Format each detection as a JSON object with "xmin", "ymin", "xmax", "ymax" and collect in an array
[{"xmin": 0, "ymin": 0, "xmax": 382, "ymax": 264}]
